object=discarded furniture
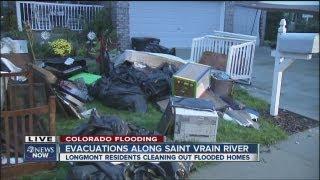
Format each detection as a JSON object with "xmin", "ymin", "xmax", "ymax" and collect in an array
[
  {"xmin": 0, "ymin": 67, "xmax": 57, "ymax": 178},
  {"xmin": 172, "ymin": 62, "xmax": 211, "ymax": 98},
  {"xmin": 159, "ymin": 96, "xmax": 219, "ymax": 142},
  {"xmin": 44, "ymin": 58, "xmax": 87, "ymax": 78},
  {"xmin": 190, "ymin": 31, "xmax": 257, "ymax": 84},
  {"xmin": 270, "ymin": 19, "xmax": 319, "ymax": 116}
]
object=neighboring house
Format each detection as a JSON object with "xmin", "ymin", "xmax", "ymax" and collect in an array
[{"xmin": 113, "ymin": 1, "xmax": 265, "ymax": 49}]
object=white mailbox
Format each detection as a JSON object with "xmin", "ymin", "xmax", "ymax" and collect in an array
[
  {"xmin": 278, "ymin": 33, "xmax": 319, "ymax": 54},
  {"xmin": 270, "ymin": 19, "xmax": 319, "ymax": 117}
]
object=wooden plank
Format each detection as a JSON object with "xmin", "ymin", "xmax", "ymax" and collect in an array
[
  {"xmin": 49, "ymin": 96, "xmax": 56, "ymax": 135},
  {"xmin": 4, "ymin": 115, "xmax": 10, "ymax": 165},
  {"xmin": 1, "ymin": 105, "xmax": 49, "ymax": 117},
  {"xmin": 29, "ymin": 113, "xmax": 33, "ymax": 135},
  {"xmin": 13, "ymin": 116, "xmax": 18, "ymax": 164},
  {"xmin": 22, "ymin": 115, "xmax": 26, "ymax": 153},
  {"xmin": 9, "ymin": 85, "xmax": 14, "ymax": 111}
]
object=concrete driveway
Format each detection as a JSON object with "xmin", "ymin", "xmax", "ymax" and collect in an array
[{"xmin": 176, "ymin": 46, "xmax": 319, "ymax": 120}]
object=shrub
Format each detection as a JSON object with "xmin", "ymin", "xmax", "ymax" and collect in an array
[
  {"xmin": 1, "ymin": 7, "xmax": 17, "ymax": 32},
  {"xmin": 33, "ymin": 42, "xmax": 53, "ymax": 59},
  {"xmin": 82, "ymin": 9, "xmax": 117, "ymax": 49},
  {"xmin": 49, "ymin": 39, "xmax": 72, "ymax": 57}
]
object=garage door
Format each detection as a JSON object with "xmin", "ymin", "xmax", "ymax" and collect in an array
[
  {"xmin": 233, "ymin": 6, "xmax": 261, "ymax": 45},
  {"xmin": 129, "ymin": 2, "xmax": 225, "ymax": 48}
]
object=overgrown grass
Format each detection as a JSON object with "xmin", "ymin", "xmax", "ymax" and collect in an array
[
  {"xmin": 217, "ymin": 118, "xmax": 287, "ymax": 145},
  {"xmin": 20, "ymin": 86, "xmax": 287, "ymax": 179},
  {"xmin": 232, "ymin": 86, "xmax": 269, "ymax": 111}
]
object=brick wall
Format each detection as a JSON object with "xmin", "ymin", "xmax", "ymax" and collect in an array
[
  {"xmin": 110, "ymin": 1, "xmax": 131, "ymax": 51},
  {"xmin": 224, "ymin": 1, "xmax": 234, "ymax": 32},
  {"xmin": 259, "ymin": 10, "xmax": 267, "ymax": 45}
]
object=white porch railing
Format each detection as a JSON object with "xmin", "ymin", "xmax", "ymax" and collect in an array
[{"xmin": 16, "ymin": 1, "xmax": 104, "ymax": 31}]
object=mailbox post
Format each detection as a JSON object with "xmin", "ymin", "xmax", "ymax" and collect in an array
[{"xmin": 270, "ymin": 19, "xmax": 319, "ymax": 116}]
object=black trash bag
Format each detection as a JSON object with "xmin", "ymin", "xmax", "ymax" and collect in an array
[
  {"xmin": 90, "ymin": 61, "xmax": 177, "ymax": 112},
  {"xmin": 131, "ymin": 37, "xmax": 175, "ymax": 55},
  {"xmin": 111, "ymin": 61, "xmax": 151, "ymax": 86},
  {"xmin": 159, "ymin": 162, "xmax": 195, "ymax": 180},
  {"xmin": 93, "ymin": 162, "xmax": 126, "ymax": 180},
  {"xmin": 131, "ymin": 37, "xmax": 161, "ymax": 51},
  {"xmin": 69, "ymin": 162, "xmax": 127, "ymax": 180},
  {"xmin": 69, "ymin": 110, "xmax": 195, "ymax": 180},
  {"xmin": 69, "ymin": 164, "xmax": 104, "ymax": 180},
  {"xmin": 140, "ymin": 63, "xmax": 178, "ymax": 101},
  {"xmin": 89, "ymin": 109, "xmax": 130, "ymax": 135},
  {"xmin": 125, "ymin": 162, "xmax": 167, "ymax": 180},
  {"xmin": 144, "ymin": 43, "xmax": 175, "ymax": 56},
  {"xmin": 89, "ymin": 110, "xmax": 130, "ymax": 135},
  {"xmin": 73, "ymin": 109, "xmax": 130, "ymax": 135},
  {"xmin": 127, "ymin": 123, "xmax": 161, "ymax": 136},
  {"xmin": 90, "ymin": 76, "xmax": 148, "ymax": 113}
]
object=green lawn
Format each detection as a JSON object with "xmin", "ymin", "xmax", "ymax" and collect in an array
[{"xmin": 20, "ymin": 86, "xmax": 287, "ymax": 180}]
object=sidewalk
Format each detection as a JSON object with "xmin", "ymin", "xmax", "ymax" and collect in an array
[
  {"xmin": 190, "ymin": 127, "xmax": 319, "ymax": 179},
  {"xmin": 242, "ymin": 47, "xmax": 319, "ymax": 121}
]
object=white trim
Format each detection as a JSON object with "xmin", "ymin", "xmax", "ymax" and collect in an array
[
  {"xmin": 16, "ymin": 1, "xmax": 23, "ymax": 31},
  {"xmin": 220, "ymin": 2, "xmax": 225, "ymax": 31}
]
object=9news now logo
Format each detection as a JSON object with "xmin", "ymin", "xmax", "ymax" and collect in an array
[{"xmin": 24, "ymin": 136, "xmax": 57, "ymax": 162}]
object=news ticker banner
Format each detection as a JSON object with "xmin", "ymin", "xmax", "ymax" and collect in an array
[{"xmin": 24, "ymin": 136, "xmax": 260, "ymax": 162}]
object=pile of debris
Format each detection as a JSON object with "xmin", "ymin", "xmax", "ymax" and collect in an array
[
  {"xmin": 90, "ymin": 61, "xmax": 178, "ymax": 113},
  {"xmin": 69, "ymin": 110, "xmax": 195, "ymax": 179},
  {"xmin": 39, "ymin": 57, "xmax": 100, "ymax": 119}
]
